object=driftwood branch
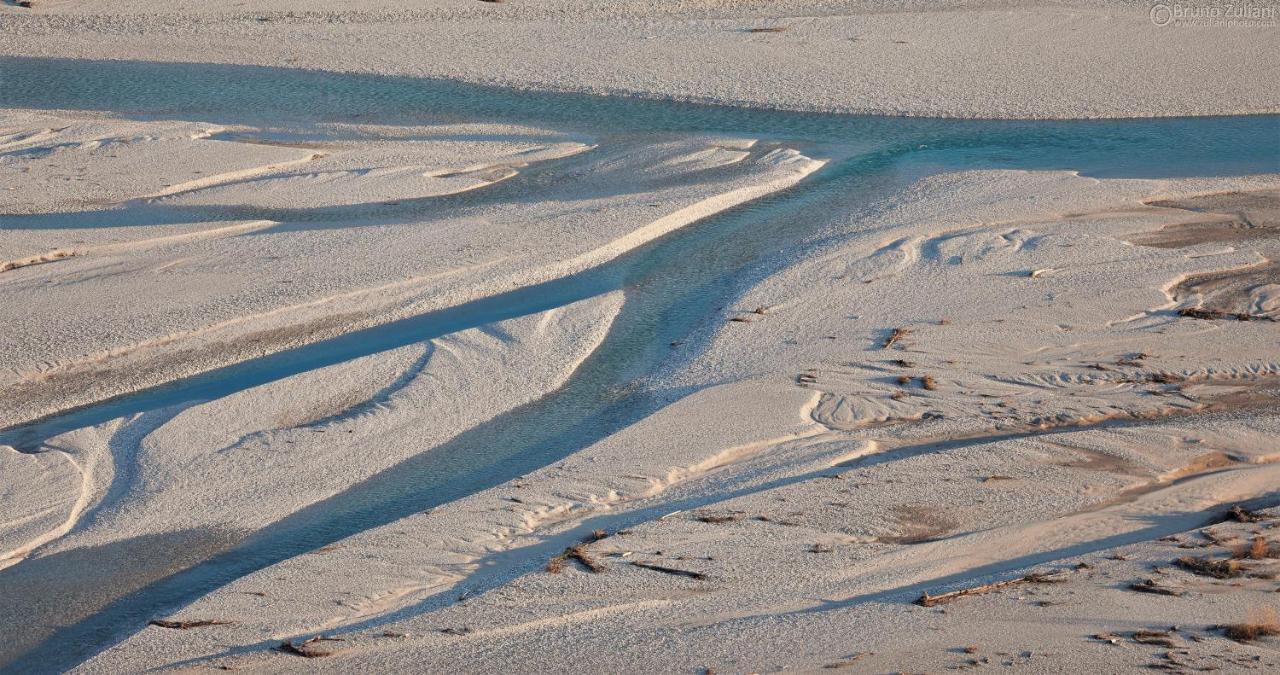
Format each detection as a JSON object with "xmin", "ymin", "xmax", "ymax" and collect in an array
[
  {"xmin": 914, "ymin": 570, "xmax": 1068, "ymax": 607},
  {"xmin": 631, "ymin": 561, "xmax": 707, "ymax": 580}
]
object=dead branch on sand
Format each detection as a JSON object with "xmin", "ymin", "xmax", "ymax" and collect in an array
[
  {"xmin": 915, "ymin": 570, "xmax": 1069, "ymax": 606},
  {"xmin": 148, "ymin": 619, "xmax": 234, "ymax": 630},
  {"xmin": 1128, "ymin": 579, "xmax": 1186, "ymax": 597},
  {"xmin": 631, "ymin": 561, "xmax": 707, "ymax": 580},
  {"xmin": 278, "ymin": 636, "xmax": 345, "ymax": 658}
]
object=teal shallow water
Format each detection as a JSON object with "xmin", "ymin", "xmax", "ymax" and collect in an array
[{"xmin": 0, "ymin": 56, "xmax": 1277, "ymax": 673}]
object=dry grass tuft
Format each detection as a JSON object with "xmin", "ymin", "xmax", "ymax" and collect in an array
[
  {"xmin": 1175, "ymin": 556, "xmax": 1241, "ymax": 578},
  {"xmin": 920, "ymin": 375, "xmax": 938, "ymax": 390},
  {"xmin": 1132, "ymin": 629, "xmax": 1176, "ymax": 647},
  {"xmin": 1223, "ymin": 607, "xmax": 1280, "ymax": 642},
  {"xmin": 1231, "ymin": 535, "xmax": 1275, "ymax": 560}
]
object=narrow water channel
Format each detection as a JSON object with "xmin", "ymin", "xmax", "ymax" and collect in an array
[{"xmin": 1, "ymin": 56, "xmax": 1277, "ymax": 672}]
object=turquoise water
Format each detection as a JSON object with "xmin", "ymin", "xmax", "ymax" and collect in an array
[{"xmin": 0, "ymin": 56, "xmax": 1277, "ymax": 672}]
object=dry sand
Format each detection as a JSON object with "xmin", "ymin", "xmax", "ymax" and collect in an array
[
  {"xmin": 1, "ymin": 0, "xmax": 1277, "ymax": 119},
  {"xmin": 2, "ymin": 1, "xmax": 1279, "ymax": 673}
]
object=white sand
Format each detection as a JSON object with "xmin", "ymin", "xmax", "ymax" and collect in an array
[
  {"xmin": 74, "ymin": 171, "xmax": 1280, "ymax": 673},
  {"xmin": 0, "ymin": 110, "xmax": 822, "ymax": 425},
  {"xmin": 2, "ymin": 1, "xmax": 1279, "ymax": 672},
  {"xmin": 2, "ymin": 1, "xmax": 1277, "ymax": 118}
]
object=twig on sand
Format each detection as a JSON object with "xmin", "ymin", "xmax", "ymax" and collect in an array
[
  {"xmin": 547, "ymin": 543, "xmax": 606, "ymax": 574},
  {"xmin": 631, "ymin": 560, "xmax": 707, "ymax": 580},
  {"xmin": 278, "ymin": 636, "xmax": 345, "ymax": 658},
  {"xmin": 547, "ymin": 530, "xmax": 612, "ymax": 573},
  {"xmin": 746, "ymin": 26, "xmax": 787, "ymax": 33},
  {"xmin": 148, "ymin": 619, "xmax": 234, "ymax": 630},
  {"xmin": 1128, "ymin": 579, "xmax": 1186, "ymax": 597},
  {"xmin": 821, "ymin": 652, "xmax": 870, "ymax": 669},
  {"xmin": 914, "ymin": 570, "xmax": 1069, "ymax": 607},
  {"xmin": 695, "ymin": 512, "xmax": 744, "ymax": 524},
  {"xmin": 882, "ymin": 327, "xmax": 912, "ymax": 350}
]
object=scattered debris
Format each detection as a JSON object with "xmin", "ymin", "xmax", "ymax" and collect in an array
[
  {"xmin": 915, "ymin": 570, "xmax": 1069, "ymax": 607},
  {"xmin": 631, "ymin": 560, "xmax": 707, "ymax": 580},
  {"xmin": 278, "ymin": 636, "xmax": 345, "ymax": 658},
  {"xmin": 1092, "ymin": 632, "xmax": 1122, "ymax": 645},
  {"xmin": 148, "ymin": 619, "xmax": 234, "ymax": 630},
  {"xmin": 882, "ymin": 327, "xmax": 912, "ymax": 349}
]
